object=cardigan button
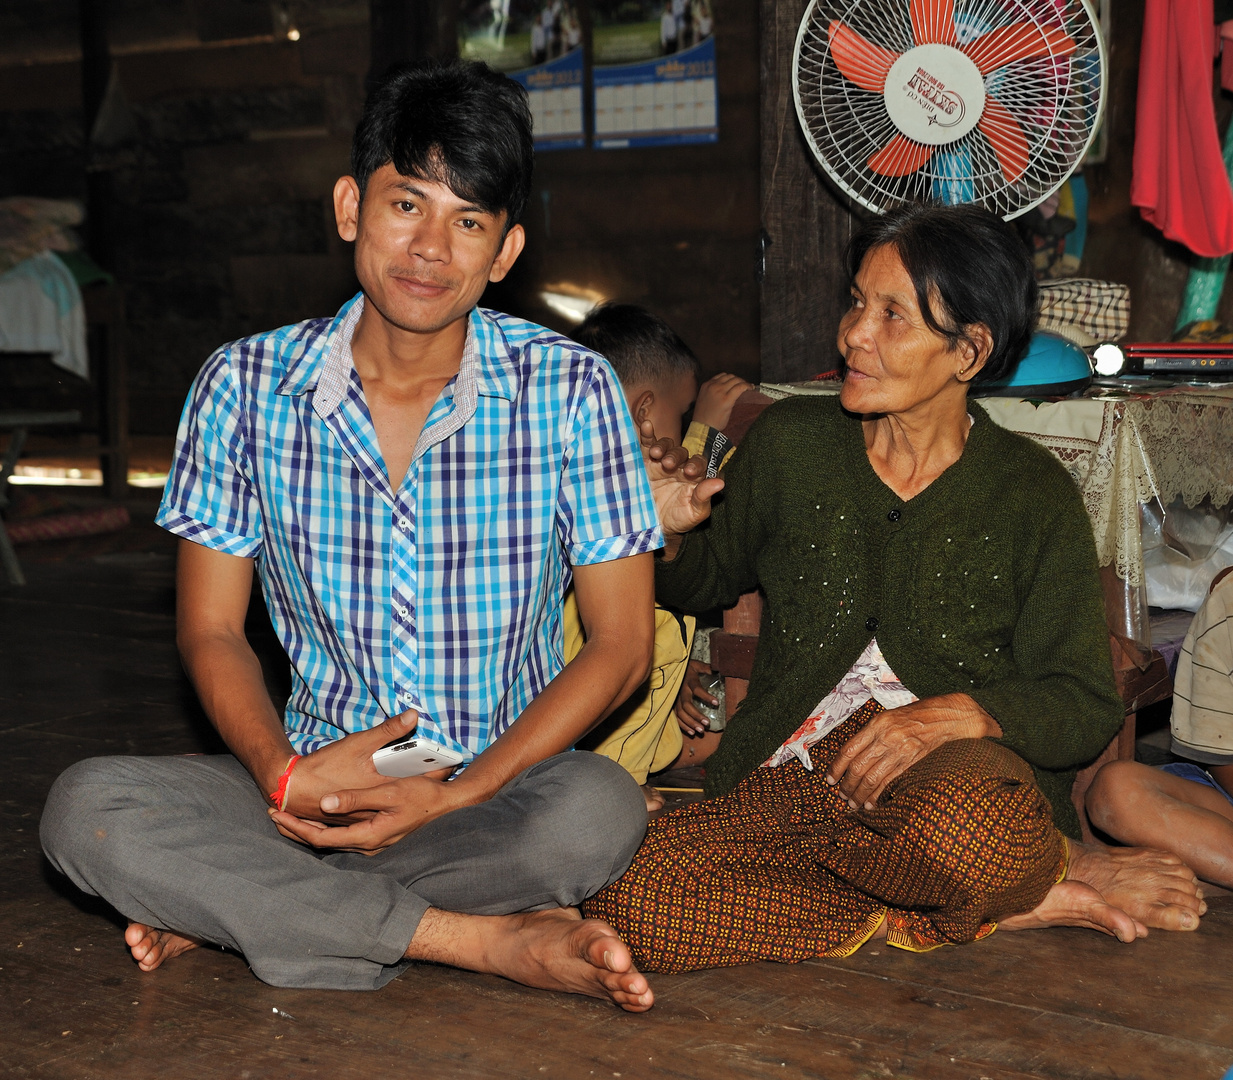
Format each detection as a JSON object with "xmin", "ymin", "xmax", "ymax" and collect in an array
[
  {"xmin": 865, "ymin": 616, "xmax": 879, "ymax": 632},
  {"xmin": 887, "ymin": 509, "xmax": 901, "ymax": 522}
]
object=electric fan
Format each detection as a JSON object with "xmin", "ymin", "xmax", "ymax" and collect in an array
[{"xmin": 793, "ymin": 0, "xmax": 1106, "ymax": 219}]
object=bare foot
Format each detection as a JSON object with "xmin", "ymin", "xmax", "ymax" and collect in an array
[
  {"xmin": 1066, "ymin": 840, "xmax": 1205, "ymax": 931},
  {"xmin": 641, "ymin": 784, "xmax": 665, "ymax": 813},
  {"xmin": 409, "ymin": 907, "xmax": 653, "ymax": 1012},
  {"xmin": 492, "ymin": 909, "xmax": 654, "ymax": 1012},
  {"xmin": 998, "ymin": 880, "xmax": 1146, "ymax": 942},
  {"xmin": 124, "ymin": 922, "xmax": 203, "ymax": 971}
]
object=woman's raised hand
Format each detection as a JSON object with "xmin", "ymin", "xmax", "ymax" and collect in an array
[{"xmin": 639, "ymin": 420, "xmax": 725, "ymax": 552}]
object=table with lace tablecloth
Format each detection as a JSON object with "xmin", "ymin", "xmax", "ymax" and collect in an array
[
  {"xmin": 762, "ymin": 382, "xmax": 1233, "ymax": 651},
  {"xmin": 955, "ymin": 387, "xmax": 1233, "ymax": 650}
]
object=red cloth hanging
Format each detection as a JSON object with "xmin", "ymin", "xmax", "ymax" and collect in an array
[{"xmin": 1132, "ymin": 0, "xmax": 1233, "ymax": 258}]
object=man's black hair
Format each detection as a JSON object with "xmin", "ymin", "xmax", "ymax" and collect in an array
[
  {"xmin": 573, "ymin": 303, "xmax": 702, "ymax": 389},
  {"xmin": 844, "ymin": 202, "xmax": 1038, "ymax": 383},
  {"xmin": 352, "ymin": 58, "xmax": 534, "ymax": 231}
]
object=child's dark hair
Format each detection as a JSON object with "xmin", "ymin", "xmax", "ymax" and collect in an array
[
  {"xmin": 573, "ymin": 303, "xmax": 701, "ymax": 389},
  {"xmin": 352, "ymin": 58, "xmax": 534, "ymax": 232}
]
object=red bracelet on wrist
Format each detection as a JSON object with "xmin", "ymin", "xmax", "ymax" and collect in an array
[{"xmin": 268, "ymin": 754, "xmax": 301, "ymax": 811}]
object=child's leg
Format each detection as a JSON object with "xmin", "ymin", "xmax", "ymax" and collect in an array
[{"xmin": 1086, "ymin": 760, "xmax": 1233, "ymax": 888}]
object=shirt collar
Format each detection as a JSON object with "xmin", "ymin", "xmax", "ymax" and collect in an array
[
  {"xmin": 461, "ymin": 306, "xmax": 519, "ymax": 402},
  {"xmin": 273, "ymin": 294, "xmax": 360, "ymax": 404},
  {"xmin": 274, "ymin": 296, "xmax": 518, "ymax": 412}
]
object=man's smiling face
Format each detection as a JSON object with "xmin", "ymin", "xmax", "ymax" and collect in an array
[{"xmin": 334, "ymin": 162, "xmax": 525, "ymax": 338}]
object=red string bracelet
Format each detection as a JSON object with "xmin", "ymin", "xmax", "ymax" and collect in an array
[{"xmin": 268, "ymin": 754, "xmax": 301, "ymax": 811}]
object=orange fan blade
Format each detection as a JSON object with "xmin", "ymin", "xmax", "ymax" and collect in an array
[
  {"xmin": 977, "ymin": 96, "xmax": 1030, "ymax": 183},
  {"xmin": 868, "ymin": 133, "xmax": 936, "ymax": 177},
  {"xmin": 964, "ymin": 22, "xmax": 1076, "ymax": 74},
  {"xmin": 909, "ymin": 0, "xmax": 957, "ymax": 45},
  {"xmin": 827, "ymin": 19, "xmax": 901, "ymax": 92}
]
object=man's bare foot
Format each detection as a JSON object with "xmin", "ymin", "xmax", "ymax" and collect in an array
[
  {"xmin": 1065, "ymin": 840, "xmax": 1205, "ymax": 931},
  {"xmin": 998, "ymin": 880, "xmax": 1146, "ymax": 941},
  {"xmin": 641, "ymin": 784, "xmax": 665, "ymax": 813},
  {"xmin": 124, "ymin": 922, "xmax": 203, "ymax": 972},
  {"xmin": 408, "ymin": 907, "xmax": 654, "ymax": 1012}
]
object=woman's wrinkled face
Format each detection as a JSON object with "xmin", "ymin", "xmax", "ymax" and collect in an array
[{"xmin": 837, "ymin": 245, "xmax": 982, "ymax": 417}]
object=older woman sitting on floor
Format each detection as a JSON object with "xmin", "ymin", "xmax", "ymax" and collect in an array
[{"xmin": 583, "ymin": 203, "xmax": 1204, "ymax": 972}]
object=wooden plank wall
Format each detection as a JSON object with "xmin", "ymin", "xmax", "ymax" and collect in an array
[
  {"xmin": 487, "ymin": 0, "xmax": 763, "ymax": 383},
  {"xmin": 759, "ymin": 0, "xmax": 860, "ymax": 383},
  {"xmin": 0, "ymin": 0, "xmax": 761, "ymax": 430}
]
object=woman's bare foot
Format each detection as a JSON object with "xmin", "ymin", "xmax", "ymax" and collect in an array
[
  {"xmin": 1065, "ymin": 840, "xmax": 1205, "ymax": 931},
  {"xmin": 124, "ymin": 922, "xmax": 203, "ymax": 971},
  {"xmin": 641, "ymin": 784, "xmax": 665, "ymax": 813},
  {"xmin": 408, "ymin": 907, "xmax": 654, "ymax": 1012},
  {"xmin": 998, "ymin": 880, "xmax": 1145, "ymax": 941}
]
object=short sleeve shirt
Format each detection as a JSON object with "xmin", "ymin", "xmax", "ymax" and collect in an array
[
  {"xmin": 1171, "ymin": 574, "xmax": 1233, "ymax": 764},
  {"xmin": 156, "ymin": 296, "xmax": 662, "ymax": 759}
]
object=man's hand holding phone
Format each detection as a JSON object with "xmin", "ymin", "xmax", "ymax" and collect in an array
[
  {"xmin": 270, "ymin": 710, "xmax": 472, "ymax": 854},
  {"xmin": 276, "ymin": 709, "xmax": 419, "ymax": 822}
]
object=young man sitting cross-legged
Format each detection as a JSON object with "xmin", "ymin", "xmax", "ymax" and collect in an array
[{"xmin": 39, "ymin": 59, "xmax": 661, "ymax": 1011}]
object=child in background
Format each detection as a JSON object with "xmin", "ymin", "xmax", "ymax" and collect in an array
[
  {"xmin": 670, "ymin": 372, "xmax": 747, "ymax": 761},
  {"xmin": 1085, "ymin": 567, "xmax": 1233, "ymax": 888},
  {"xmin": 565, "ymin": 302, "xmax": 750, "ymax": 809}
]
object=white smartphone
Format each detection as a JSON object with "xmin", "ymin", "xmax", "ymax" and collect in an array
[{"xmin": 372, "ymin": 733, "xmax": 468, "ymax": 778}]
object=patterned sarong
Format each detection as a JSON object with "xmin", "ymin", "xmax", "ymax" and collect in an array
[{"xmin": 583, "ymin": 699, "xmax": 1065, "ymax": 973}]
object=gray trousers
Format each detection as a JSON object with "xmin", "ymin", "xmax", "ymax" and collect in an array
[{"xmin": 40, "ymin": 750, "xmax": 646, "ymax": 990}]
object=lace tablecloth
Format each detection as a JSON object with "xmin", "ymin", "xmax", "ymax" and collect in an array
[{"xmin": 978, "ymin": 387, "xmax": 1233, "ymax": 588}]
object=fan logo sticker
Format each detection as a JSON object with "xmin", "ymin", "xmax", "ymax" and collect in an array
[
  {"xmin": 883, "ymin": 45, "xmax": 985, "ymax": 146},
  {"xmin": 904, "ymin": 68, "xmax": 965, "ymax": 128}
]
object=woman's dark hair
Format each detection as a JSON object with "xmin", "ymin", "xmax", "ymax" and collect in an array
[
  {"xmin": 573, "ymin": 302, "xmax": 701, "ymax": 390},
  {"xmin": 844, "ymin": 203, "xmax": 1038, "ymax": 384},
  {"xmin": 352, "ymin": 58, "xmax": 534, "ymax": 231}
]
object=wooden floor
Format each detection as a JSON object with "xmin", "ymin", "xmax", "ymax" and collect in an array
[{"xmin": 4, "ymin": 498, "xmax": 1233, "ymax": 1079}]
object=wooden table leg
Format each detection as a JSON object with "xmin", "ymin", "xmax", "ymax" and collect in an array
[{"xmin": 0, "ymin": 426, "xmax": 29, "ymax": 585}]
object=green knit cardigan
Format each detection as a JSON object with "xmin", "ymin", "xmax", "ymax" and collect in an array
[{"xmin": 657, "ymin": 394, "xmax": 1123, "ymax": 839}]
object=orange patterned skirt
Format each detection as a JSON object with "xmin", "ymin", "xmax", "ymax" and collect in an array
[{"xmin": 583, "ymin": 699, "xmax": 1065, "ymax": 973}]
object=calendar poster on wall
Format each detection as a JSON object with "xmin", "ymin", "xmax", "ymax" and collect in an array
[
  {"xmin": 459, "ymin": 1, "xmax": 585, "ymax": 151},
  {"xmin": 591, "ymin": 0, "xmax": 718, "ymax": 149}
]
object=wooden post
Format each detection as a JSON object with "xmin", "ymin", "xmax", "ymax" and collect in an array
[
  {"xmin": 84, "ymin": 285, "xmax": 129, "ymax": 499},
  {"xmin": 79, "ymin": 0, "xmax": 114, "ymax": 269},
  {"xmin": 759, "ymin": 0, "xmax": 859, "ymax": 383},
  {"xmin": 79, "ymin": 0, "xmax": 129, "ymax": 495}
]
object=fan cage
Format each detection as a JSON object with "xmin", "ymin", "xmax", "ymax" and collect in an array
[{"xmin": 792, "ymin": 0, "xmax": 1107, "ymax": 220}]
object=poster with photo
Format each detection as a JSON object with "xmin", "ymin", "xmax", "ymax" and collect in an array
[
  {"xmin": 591, "ymin": 0, "xmax": 718, "ymax": 149},
  {"xmin": 459, "ymin": 1, "xmax": 585, "ymax": 151}
]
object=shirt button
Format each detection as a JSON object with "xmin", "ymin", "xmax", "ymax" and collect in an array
[
  {"xmin": 887, "ymin": 509, "xmax": 901, "ymax": 522},
  {"xmin": 398, "ymin": 517, "xmax": 412, "ymax": 531},
  {"xmin": 400, "ymin": 690, "xmax": 414, "ymax": 703},
  {"xmin": 865, "ymin": 616, "xmax": 879, "ymax": 632}
]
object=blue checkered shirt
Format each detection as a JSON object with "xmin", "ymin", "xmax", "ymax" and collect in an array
[{"xmin": 157, "ymin": 296, "xmax": 662, "ymax": 759}]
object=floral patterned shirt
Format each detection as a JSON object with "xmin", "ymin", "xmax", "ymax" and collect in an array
[{"xmin": 765, "ymin": 637, "xmax": 916, "ymax": 770}]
